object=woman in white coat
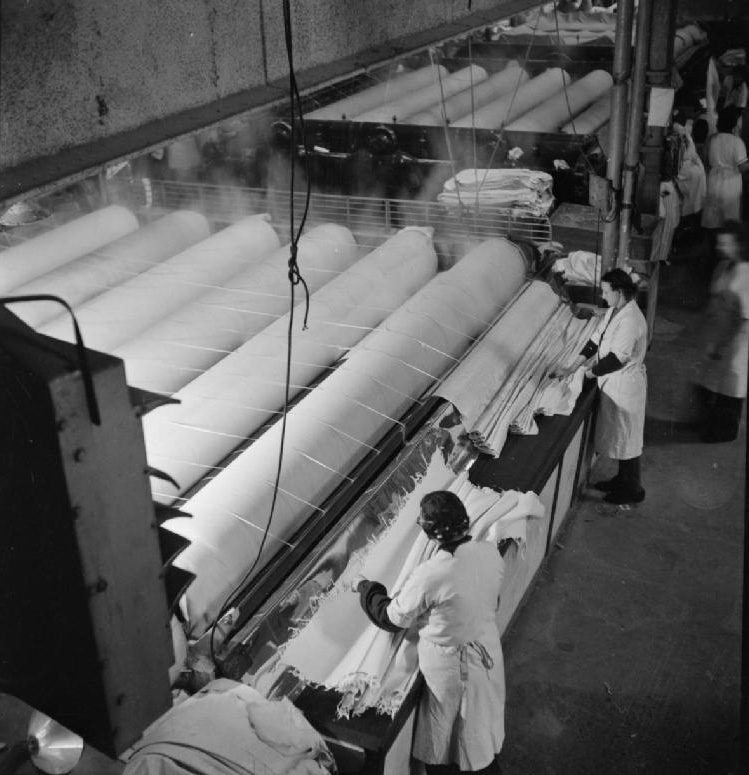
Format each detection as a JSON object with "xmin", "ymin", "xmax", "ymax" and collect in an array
[
  {"xmin": 356, "ymin": 491, "xmax": 505, "ymax": 775},
  {"xmin": 553, "ymin": 269, "xmax": 648, "ymax": 504},
  {"xmin": 696, "ymin": 223, "xmax": 749, "ymax": 442}
]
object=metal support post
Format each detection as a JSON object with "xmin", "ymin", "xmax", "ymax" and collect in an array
[
  {"xmin": 618, "ymin": 0, "xmax": 653, "ymax": 262},
  {"xmin": 600, "ymin": 0, "xmax": 635, "ymax": 272},
  {"xmin": 638, "ymin": 0, "xmax": 679, "ymax": 215}
]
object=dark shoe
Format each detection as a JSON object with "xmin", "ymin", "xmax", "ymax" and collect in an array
[
  {"xmin": 593, "ymin": 477, "xmax": 621, "ymax": 492},
  {"xmin": 604, "ymin": 488, "xmax": 645, "ymax": 505}
]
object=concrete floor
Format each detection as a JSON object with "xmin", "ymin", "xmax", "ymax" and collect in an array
[{"xmin": 500, "ymin": 247, "xmax": 745, "ymax": 775}]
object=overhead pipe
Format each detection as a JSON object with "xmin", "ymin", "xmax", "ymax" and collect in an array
[
  {"xmin": 617, "ymin": 0, "xmax": 653, "ymax": 262},
  {"xmin": 600, "ymin": 0, "xmax": 635, "ymax": 272}
]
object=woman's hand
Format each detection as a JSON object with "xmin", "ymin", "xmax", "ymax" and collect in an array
[
  {"xmin": 347, "ymin": 574, "xmax": 367, "ymax": 592},
  {"xmin": 549, "ymin": 364, "xmax": 574, "ymax": 379}
]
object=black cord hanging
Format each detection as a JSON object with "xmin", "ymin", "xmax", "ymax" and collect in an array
[{"xmin": 209, "ymin": 0, "xmax": 314, "ymax": 674}]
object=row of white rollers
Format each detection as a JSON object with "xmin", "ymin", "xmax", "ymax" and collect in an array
[
  {"xmin": 2, "ymin": 206, "xmax": 536, "ymax": 634},
  {"xmin": 306, "ymin": 62, "xmax": 614, "ymax": 136}
]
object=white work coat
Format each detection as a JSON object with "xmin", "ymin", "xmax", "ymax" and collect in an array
[
  {"xmin": 699, "ymin": 260, "xmax": 749, "ymax": 398},
  {"xmin": 386, "ymin": 540, "xmax": 505, "ymax": 770},
  {"xmin": 590, "ymin": 300, "xmax": 648, "ymax": 458},
  {"xmin": 701, "ymin": 133, "xmax": 748, "ymax": 227}
]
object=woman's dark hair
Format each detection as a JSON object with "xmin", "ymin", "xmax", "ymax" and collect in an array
[
  {"xmin": 419, "ymin": 491, "xmax": 469, "ymax": 542},
  {"xmin": 601, "ymin": 268, "xmax": 639, "ymax": 300},
  {"xmin": 717, "ymin": 106, "xmax": 743, "ymax": 134}
]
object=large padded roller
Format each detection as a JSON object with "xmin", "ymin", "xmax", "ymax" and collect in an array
[
  {"xmin": 505, "ymin": 70, "xmax": 614, "ymax": 132},
  {"xmin": 560, "ymin": 93, "xmax": 611, "ymax": 134},
  {"xmin": 39, "ymin": 215, "xmax": 280, "ymax": 353},
  {"xmin": 115, "ymin": 223, "xmax": 359, "ymax": 394},
  {"xmin": 0, "ymin": 205, "xmax": 138, "ymax": 294},
  {"xmin": 354, "ymin": 65, "xmax": 488, "ymax": 123},
  {"xmin": 163, "ymin": 238, "xmax": 527, "ymax": 634},
  {"xmin": 305, "ymin": 65, "xmax": 448, "ymax": 120},
  {"xmin": 409, "ymin": 62, "xmax": 528, "ymax": 126},
  {"xmin": 146, "ymin": 227, "xmax": 438, "ymax": 503},
  {"xmin": 7, "ymin": 211, "xmax": 211, "ymax": 330},
  {"xmin": 451, "ymin": 69, "xmax": 571, "ymax": 129}
]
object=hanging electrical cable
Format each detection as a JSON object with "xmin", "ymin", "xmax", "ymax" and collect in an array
[{"xmin": 209, "ymin": 0, "xmax": 313, "ymax": 673}]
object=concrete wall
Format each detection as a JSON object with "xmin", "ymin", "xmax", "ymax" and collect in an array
[{"xmin": 0, "ymin": 0, "xmax": 520, "ymax": 174}]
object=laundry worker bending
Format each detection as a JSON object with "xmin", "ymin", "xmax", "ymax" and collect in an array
[
  {"xmin": 551, "ymin": 269, "xmax": 648, "ymax": 504},
  {"xmin": 354, "ymin": 490, "xmax": 506, "ymax": 775}
]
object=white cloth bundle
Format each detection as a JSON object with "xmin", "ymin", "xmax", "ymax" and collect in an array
[
  {"xmin": 560, "ymin": 92, "xmax": 611, "ymax": 134},
  {"xmin": 305, "ymin": 64, "xmax": 448, "ymax": 120},
  {"xmin": 0, "ymin": 205, "xmax": 138, "ymax": 294},
  {"xmin": 274, "ymin": 447, "xmax": 545, "ymax": 719},
  {"xmin": 552, "ymin": 250, "xmax": 602, "ymax": 285},
  {"xmin": 505, "ymin": 70, "xmax": 614, "ymax": 132},
  {"xmin": 123, "ymin": 679, "xmax": 333, "ymax": 775},
  {"xmin": 164, "ymin": 238, "xmax": 527, "ymax": 634},
  {"xmin": 354, "ymin": 65, "xmax": 488, "ymax": 123},
  {"xmin": 451, "ymin": 69, "xmax": 571, "ymax": 130},
  {"xmin": 438, "ymin": 168, "xmax": 555, "ymax": 216},
  {"xmin": 145, "ymin": 227, "xmax": 438, "ymax": 502},
  {"xmin": 7, "ymin": 211, "xmax": 211, "ymax": 330},
  {"xmin": 463, "ymin": 305, "xmax": 599, "ymax": 456},
  {"xmin": 408, "ymin": 62, "xmax": 528, "ymax": 126},
  {"xmin": 39, "ymin": 215, "xmax": 280, "ymax": 353},
  {"xmin": 114, "ymin": 223, "xmax": 359, "ymax": 394}
]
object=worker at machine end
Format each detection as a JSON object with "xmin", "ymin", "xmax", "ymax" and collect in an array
[
  {"xmin": 352, "ymin": 491, "xmax": 506, "ymax": 775},
  {"xmin": 549, "ymin": 269, "xmax": 648, "ymax": 505}
]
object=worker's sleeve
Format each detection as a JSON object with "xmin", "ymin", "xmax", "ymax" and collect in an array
[
  {"xmin": 590, "ymin": 352, "xmax": 623, "ymax": 376},
  {"xmin": 580, "ymin": 339, "xmax": 598, "ymax": 359},
  {"xmin": 386, "ymin": 567, "xmax": 431, "ymax": 630},
  {"xmin": 357, "ymin": 581, "xmax": 405, "ymax": 633}
]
